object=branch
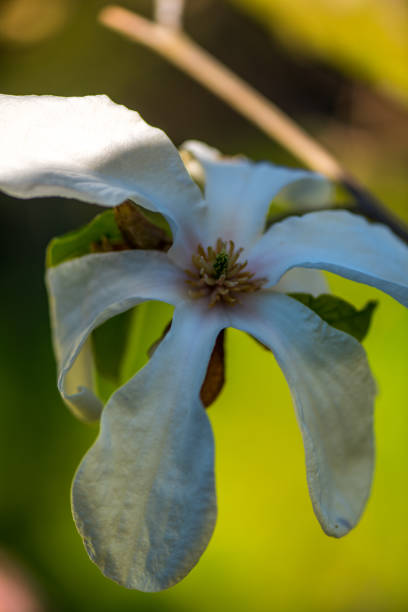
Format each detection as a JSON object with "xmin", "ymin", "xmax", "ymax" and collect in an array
[
  {"xmin": 99, "ymin": 5, "xmax": 408, "ymax": 243},
  {"xmin": 154, "ymin": 0, "xmax": 184, "ymax": 30}
]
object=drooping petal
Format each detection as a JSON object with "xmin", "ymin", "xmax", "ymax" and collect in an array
[
  {"xmin": 0, "ymin": 94, "xmax": 205, "ymax": 262},
  {"xmin": 181, "ymin": 140, "xmax": 325, "ymax": 250},
  {"xmin": 46, "ymin": 250, "xmax": 186, "ymax": 421},
  {"xmin": 249, "ymin": 210, "xmax": 408, "ymax": 306},
  {"xmin": 274, "ymin": 268, "xmax": 328, "ymax": 296},
  {"xmin": 72, "ymin": 302, "xmax": 227, "ymax": 591},
  {"xmin": 229, "ymin": 291, "xmax": 376, "ymax": 537}
]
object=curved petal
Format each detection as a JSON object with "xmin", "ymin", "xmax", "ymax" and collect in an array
[
  {"xmin": 46, "ymin": 250, "xmax": 186, "ymax": 422},
  {"xmin": 229, "ymin": 292, "xmax": 376, "ymax": 537},
  {"xmin": 274, "ymin": 268, "xmax": 328, "ymax": 296},
  {"xmin": 62, "ymin": 337, "xmax": 102, "ymax": 422},
  {"xmin": 274, "ymin": 176, "xmax": 334, "ymax": 212},
  {"xmin": 0, "ymin": 94, "xmax": 205, "ymax": 262},
  {"xmin": 249, "ymin": 210, "xmax": 408, "ymax": 306},
  {"xmin": 182, "ymin": 140, "xmax": 325, "ymax": 250},
  {"xmin": 72, "ymin": 302, "xmax": 227, "ymax": 591}
]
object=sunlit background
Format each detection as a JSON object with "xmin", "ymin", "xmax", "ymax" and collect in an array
[{"xmin": 1, "ymin": 0, "xmax": 408, "ymax": 610}]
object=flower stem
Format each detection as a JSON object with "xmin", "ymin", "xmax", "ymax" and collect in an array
[{"xmin": 99, "ymin": 4, "xmax": 408, "ymax": 243}]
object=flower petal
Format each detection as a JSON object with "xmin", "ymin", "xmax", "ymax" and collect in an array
[
  {"xmin": 274, "ymin": 268, "xmax": 328, "ymax": 296},
  {"xmin": 72, "ymin": 302, "xmax": 226, "ymax": 591},
  {"xmin": 249, "ymin": 210, "xmax": 408, "ymax": 306},
  {"xmin": 229, "ymin": 292, "xmax": 376, "ymax": 537},
  {"xmin": 182, "ymin": 140, "xmax": 325, "ymax": 249},
  {"xmin": 0, "ymin": 94, "xmax": 205, "ymax": 262},
  {"xmin": 274, "ymin": 175, "xmax": 334, "ymax": 211},
  {"xmin": 46, "ymin": 250, "xmax": 186, "ymax": 422}
]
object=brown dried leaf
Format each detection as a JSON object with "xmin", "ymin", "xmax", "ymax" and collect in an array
[
  {"xmin": 114, "ymin": 201, "xmax": 171, "ymax": 251},
  {"xmin": 200, "ymin": 329, "xmax": 225, "ymax": 408},
  {"xmin": 90, "ymin": 235, "xmax": 129, "ymax": 253}
]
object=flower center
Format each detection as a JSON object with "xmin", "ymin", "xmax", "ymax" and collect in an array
[{"xmin": 185, "ymin": 238, "xmax": 266, "ymax": 307}]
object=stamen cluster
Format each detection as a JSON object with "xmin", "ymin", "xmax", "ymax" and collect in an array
[{"xmin": 186, "ymin": 238, "xmax": 266, "ymax": 307}]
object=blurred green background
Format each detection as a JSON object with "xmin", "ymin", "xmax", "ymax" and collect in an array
[{"xmin": 0, "ymin": 0, "xmax": 408, "ymax": 610}]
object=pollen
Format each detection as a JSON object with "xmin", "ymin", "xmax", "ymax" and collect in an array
[{"xmin": 185, "ymin": 238, "xmax": 266, "ymax": 307}]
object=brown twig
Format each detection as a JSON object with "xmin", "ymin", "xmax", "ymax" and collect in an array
[{"xmin": 99, "ymin": 5, "xmax": 408, "ymax": 243}]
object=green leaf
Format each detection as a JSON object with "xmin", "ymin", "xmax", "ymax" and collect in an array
[
  {"xmin": 119, "ymin": 301, "xmax": 174, "ymax": 384},
  {"xmin": 289, "ymin": 293, "xmax": 378, "ymax": 342},
  {"xmin": 90, "ymin": 310, "xmax": 133, "ymax": 403},
  {"xmin": 46, "ymin": 209, "xmax": 122, "ymax": 268},
  {"xmin": 90, "ymin": 301, "xmax": 174, "ymax": 404}
]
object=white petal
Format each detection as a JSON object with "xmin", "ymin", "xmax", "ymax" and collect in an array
[
  {"xmin": 181, "ymin": 140, "xmax": 221, "ymax": 164},
  {"xmin": 63, "ymin": 337, "xmax": 102, "ymax": 422},
  {"xmin": 274, "ymin": 268, "xmax": 328, "ymax": 296},
  {"xmin": 182, "ymin": 140, "xmax": 325, "ymax": 250},
  {"xmin": 0, "ymin": 94, "xmax": 205, "ymax": 263},
  {"xmin": 46, "ymin": 250, "xmax": 186, "ymax": 422},
  {"xmin": 72, "ymin": 302, "xmax": 227, "ymax": 591},
  {"xmin": 274, "ymin": 176, "xmax": 334, "ymax": 211},
  {"xmin": 229, "ymin": 292, "xmax": 376, "ymax": 537},
  {"xmin": 249, "ymin": 210, "xmax": 408, "ymax": 306}
]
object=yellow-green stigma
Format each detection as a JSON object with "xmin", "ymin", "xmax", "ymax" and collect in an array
[
  {"xmin": 185, "ymin": 238, "xmax": 266, "ymax": 307},
  {"xmin": 213, "ymin": 250, "xmax": 229, "ymax": 279}
]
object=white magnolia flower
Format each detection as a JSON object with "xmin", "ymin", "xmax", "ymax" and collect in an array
[{"xmin": 1, "ymin": 94, "xmax": 408, "ymax": 592}]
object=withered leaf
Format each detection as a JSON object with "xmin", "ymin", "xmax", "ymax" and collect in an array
[
  {"xmin": 114, "ymin": 201, "xmax": 171, "ymax": 251},
  {"xmin": 200, "ymin": 329, "xmax": 225, "ymax": 408},
  {"xmin": 91, "ymin": 235, "xmax": 129, "ymax": 253}
]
